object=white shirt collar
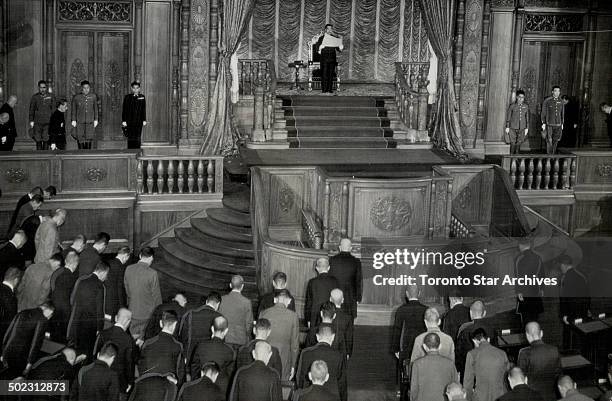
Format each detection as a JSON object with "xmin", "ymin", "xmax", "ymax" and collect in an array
[{"xmin": 2, "ymin": 281, "xmax": 14, "ymax": 291}]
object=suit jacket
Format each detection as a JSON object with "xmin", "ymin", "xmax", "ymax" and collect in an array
[
  {"xmin": 139, "ymin": 331, "xmax": 185, "ymax": 380},
  {"xmin": 292, "ymin": 384, "xmax": 340, "ymax": 401},
  {"xmin": 179, "ymin": 304, "xmax": 221, "ymax": 362},
  {"xmin": 0, "ymin": 103, "xmax": 16, "ymax": 136},
  {"xmin": 10, "ymin": 202, "xmax": 35, "ymax": 236},
  {"xmin": 410, "ymin": 352, "xmax": 458, "ymax": 401},
  {"xmin": 296, "ymin": 342, "xmax": 347, "ymax": 401},
  {"xmin": 260, "ymin": 302, "xmax": 300, "ymax": 380},
  {"xmin": 236, "ymin": 339, "xmax": 283, "ymax": 379},
  {"xmin": 315, "ymin": 34, "xmax": 341, "ymax": 63},
  {"xmin": 229, "ymin": 360, "xmax": 282, "ymax": 401},
  {"xmin": 497, "ymin": 384, "xmax": 545, "ymax": 401},
  {"xmin": 0, "ymin": 283, "xmax": 17, "ymax": 341},
  {"xmin": 258, "ymin": 290, "xmax": 296, "ymax": 316},
  {"xmin": 391, "ymin": 300, "xmax": 427, "ymax": 359},
  {"xmin": 177, "ymin": 375, "xmax": 224, "ymax": 401},
  {"xmin": 559, "ymin": 267, "xmax": 590, "ymax": 321},
  {"xmin": 560, "ymin": 389, "xmax": 596, "ymax": 401},
  {"xmin": 28, "ymin": 352, "xmax": 78, "ymax": 401},
  {"xmin": 49, "ymin": 109, "xmax": 66, "ymax": 144},
  {"xmin": 219, "ymin": 290, "xmax": 253, "ymax": 346},
  {"xmin": 456, "ymin": 318, "xmax": 494, "ymax": 376},
  {"xmin": 410, "ymin": 327, "xmax": 455, "ymax": 363},
  {"xmin": 145, "ymin": 300, "xmax": 186, "ymax": 341},
  {"xmin": 17, "ymin": 261, "xmax": 57, "ymax": 311},
  {"xmin": 20, "ymin": 215, "xmax": 42, "ymax": 262},
  {"xmin": 304, "ymin": 272, "xmax": 340, "ymax": 327},
  {"xmin": 464, "ymin": 342, "xmax": 509, "ymax": 401},
  {"xmin": 2, "ymin": 307, "xmax": 48, "ymax": 371},
  {"xmin": 94, "ymin": 325, "xmax": 137, "ymax": 392},
  {"xmin": 190, "ymin": 336, "xmax": 235, "ymax": 394},
  {"xmin": 517, "ymin": 340, "xmax": 561, "ymax": 401},
  {"xmin": 128, "ymin": 373, "xmax": 177, "ymax": 401},
  {"xmin": 0, "ymin": 242, "xmax": 25, "ymax": 277},
  {"xmin": 333, "ymin": 308, "xmax": 353, "ymax": 357},
  {"xmin": 67, "ymin": 273, "xmax": 106, "ymax": 351},
  {"xmin": 73, "ymin": 360, "xmax": 119, "ymax": 401},
  {"xmin": 305, "ymin": 321, "xmax": 348, "ymax": 359},
  {"xmin": 124, "ymin": 261, "xmax": 162, "ymax": 320},
  {"xmin": 34, "ymin": 217, "xmax": 61, "ymax": 264},
  {"xmin": 9, "ymin": 193, "xmax": 31, "ymax": 233},
  {"xmin": 104, "ymin": 257, "xmax": 127, "ymax": 318},
  {"xmin": 122, "ymin": 94, "xmax": 147, "ymax": 125},
  {"xmin": 442, "ymin": 303, "xmax": 470, "ymax": 341},
  {"xmin": 329, "ymin": 251, "xmax": 362, "ymax": 319},
  {"xmin": 77, "ymin": 245, "xmax": 101, "ymax": 277},
  {"xmin": 71, "ymin": 92, "xmax": 99, "ymax": 123},
  {"xmin": 515, "ymin": 249, "xmax": 544, "ymax": 315},
  {"xmin": 50, "ymin": 267, "xmax": 77, "ymax": 324}
]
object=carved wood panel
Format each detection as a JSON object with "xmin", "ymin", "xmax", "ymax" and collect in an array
[{"xmin": 269, "ymin": 173, "xmax": 305, "ymax": 226}]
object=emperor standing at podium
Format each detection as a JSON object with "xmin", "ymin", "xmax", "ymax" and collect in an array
[{"xmin": 316, "ymin": 24, "xmax": 343, "ymax": 94}]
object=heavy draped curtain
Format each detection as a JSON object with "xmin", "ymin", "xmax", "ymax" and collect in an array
[
  {"xmin": 418, "ymin": 0, "xmax": 466, "ymax": 158},
  {"xmin": 199, "ymin": 0, "xmax": 256, "ymax": 155}
]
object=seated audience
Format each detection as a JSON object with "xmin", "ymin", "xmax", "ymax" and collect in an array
[
  {"xmin": 557, "ymin": 375, "xmax": 595, "ymax": 401},
  {"xmin": 229, "ymin": 341, "xmax": 282, "ymax": 401},
  {"xmin": 144, "ymin": 292, "xmax": 187, "ymax": 340},
  {"xmin": 49, "ymin": 250, "xmax": 78, "ymax": 342},
  {"xmin": 180, "ymin": 291, "xmax": 222, "ymax": 365},
  {"xmin": 138, "ymin": 311, "xmax": 185, "ymax": 381},
  {"xmin": 463, "ymin": 328, "xmax": 509, "ymax": 401},
  {"xmin": 411, "ymin": 307, "xmax": 455, "ymax": 363},
  {"xmin": 236, "ymin": 318, "xmax": 283, "ymax": 378},
  {"xmin": 410, "ymin": 332, "xmax": 458, "ymax": 401},
  {"xmin": 0, "ymin": 267, "xmax": 21, "ymax": 341},
  {"xmin": 258, "ymin": 271, "xmax": 296, "ymax": 316},
  {"xmin": 71, "ymin": 342, "xmax": 119, "ymax": 401},
  {"xmin": 78, "ymin": 231, "xmax": 110, "ymax": 277},
  {"xmin": 17, "ymin": 251, "xmax": 63, "ymax": 311},
  {"xmin": 219, "ymin": 274, "xmax": 253, "ymax": 348},
  {"xmin": 292, "ymin": 360, "xmax": 339, "ymax": 401},
  {"xmin": 177, "ymin": 362, "xmax": 224, "ymax": 401},
  {"xmin": 34, "ymin": 208, "xmax": 66, "ymax": 264}
]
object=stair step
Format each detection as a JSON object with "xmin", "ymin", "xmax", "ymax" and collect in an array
[
  {"xmin": 288, "ymin": 138, "xmax": 396, "ymax": 149},
  {"xmin": 282, "ymin": 106, "xmax": 388, "ymax": 117},
  {"xmin": 191, "ymin": 217, "xmax": 253, "ymax": 244},
  {"xmin": 175, "ymin": 227, "xmax": 254, "ymax": 259},
  {"xmin": 286, "ymin": 116, "xmax": 390, "ymax": 128},
  {"xmin": 287, "ymin": 127, "xmax": 393, "ymax": 138},
  {"xmin": 280, "ymin": 95, "xmax": 390, "ymax": 107},
  {"xmin": 207, "ymin": 207, "xmax": 251, "ymax": 228},
  {"xmin": 222, "ymin": 191, "xmax": 250, "ymax": 213}
]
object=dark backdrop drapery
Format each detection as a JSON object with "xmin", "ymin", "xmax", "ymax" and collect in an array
[
  {"xmin": 199, "ymin": 0, "xmax": 256, "ymax": 155},
  {"xmin": 418, "ymin": 0, "xmax": 466, "ymax": 158}
]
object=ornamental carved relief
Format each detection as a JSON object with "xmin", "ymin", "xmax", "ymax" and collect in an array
[
  {"xmin": 525, "ymin": 14, "xmax": 583, "ymax": 33},
  {"xmin": 5, "ymin": 168, "xmax": 27, "ymax": 183},
  {"xmin": 104, "ymin": 60, "xmax": 122, "ymax": 112},
  {"xmin": 59, "ymin": 1, "xmax": 131, "ymax": 23},
  {"xmin": 278, "ymin": 184, "xmax": 294, "ymax": 213},
  {"xmin": 86, "ymin": 167, "xmax": 107, "ymax": 182},
  {"xmin": 457, "ymin": 186, "xmax": 472, "ymax": 209},
  {"xmin": 70, "ymin": 59, "xmax": 88, "ymax": 97},
  {"xmin": 370, "ymin": 196, "xmax": 413, "ymax": 232},
  {"xmin": 597, "ymin": 164, "xmax": 612, "ymax": 177}
]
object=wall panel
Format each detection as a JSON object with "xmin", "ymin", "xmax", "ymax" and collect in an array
[{"xmin": 591, "ymin": 15, "xmax": 612, "ymax": 146}]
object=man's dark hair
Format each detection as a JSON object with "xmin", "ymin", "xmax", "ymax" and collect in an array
[
  {"xmin": 117, "ymin": 246, "xmax": 131, "ymax": 256},
  {"xmin": 45, "ymin": 186, "xmax": 57, "ymax": 196},
  {"xmin": 50, "ymin": 252, "xmax": 64, "ymax": 265},
  {"xmin": 601, "ymin": 102, "xmax": 611, "ymax": 109},
  {"xmin": 31, "ymin": 194, "xmax": 44, "ymax": 204},
  {"xmin": 212, "ymin": 316, "xmax": 229, "ymax": 333},
  {"xmin": 201, "ymin": 362, "xmax": 220, "ymax": 376},
  {"xmin": 98, "ymin": 341, "xmax": 118, "ymax": 358},
  {"xmin": 507, "ymin": 366, "xmax": 525, "ymax": 382},
  {"xmin": 4, "ymin": 267, "xmax": 22, "ymax": 283},
  {"xmin": 255, "ymin": 318, "xmax": 271, "ymax": 331},
  {"xmin": 30, "ymin": 187, "xmax": 43, "ymax": 196},
  {"xmin": 471, "ymin": 327, "xmax": 488, "ymax": 341},
  {"xmin": 94, "ymin": 261, "xmax": 110, "ymax": 274},
  {"xmin": 95, "ymin": 232, "xmax": 110, "ymax": 245},
  {"xmin": 276, "ymin": 289, "xmax": 291, "ymax": 300},
  {"xmin": 56, "ymin": 99, "xmax": 67, "ymax": 108},
  {"xmin": 320, "ymin": 301, "xmax": 336, "ymax": 320},
  {"xmin": 80, "ymin": 80, "xmax": 90, "ymax": 87},
  {"xmin": 424, "ymin": 332, "xmax": 441, "ymax": 350},
  {"xmin": 272, "ymin": 271, "xmax": 287, "ymax": 284},
  {"xmin": 161, "ymin": 311, "xmax": 178, "ymax": 327},
  {"xmin": 325, "ymin": 23, "xmax": 333, "ymax": 29},
  {"xmin": 516, "ymin": 90, "xmax": 525, "ymax": 97},
  {"xmin": 552, "ymin": 85, "xmax": 560, "ymax": 91},
  {"xmin": 40, "ymin": 301, "xmax": 55, "ymax": 312},
  {"xmin": 131, "ymin": 80, "xmax": 141, "ymax": 88},
  {"xmin": 140, "ymin": 246, "xmax": 154, "ymax": 258},
  {"xmin": 37, "ymin": 80, "xmax": 47, "ymax": 87},
  {"xmin": 207, "ymin": 291, "xmax": 221, "ymax": 304}
]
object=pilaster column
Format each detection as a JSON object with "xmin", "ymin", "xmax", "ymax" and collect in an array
[
  {"xmin": 453, "ymin": 0, "xmax": 466, "ymax": 104},
  {"xmin": 45, "ymin": 0, "xmax": 54, "ymax": 93},
  {"xmin": 510, "ymin": 3, "xmax": 524, "ymax": 100},
  {"xmin": 0, "ymin": 0, "xmax": 5, "ymax": 102},
  {"xmin": 179, "ymin": 0, "xmax": 190, "ymax": 141},
  {"xmin": 580, "ymin": 11, "xmax": 596, "ymax": 146},
  {"xmin": 134, "ymin": 0, "xmax": 143, "ymax": 81},
  {"xmin": 209, "ymin": 0, "xmax": 219, "ymax": 108},
  {"xmin": 172, "ymin": 0, "xmax": 180, "ymax": 144}
]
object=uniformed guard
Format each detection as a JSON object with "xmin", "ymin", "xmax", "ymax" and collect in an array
[
  {"xmin": 505, "ymin": 90, "xmax": 530, "ymax": 154},
  {"xmin": 29, "ymin": 80, "xmax": 56, "ymax": 150},
  {"xmin": 122, "ymin": 81, "xmax": 147, "ymax": 149},
  {"xmin": 71, "ymin": 80, "xmax": 99, "ymax": 149},
  {"xmin": 541, "ymin": 86, "xmax": 565, "ymax": 154}
]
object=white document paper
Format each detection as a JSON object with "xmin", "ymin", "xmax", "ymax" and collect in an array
[{"xmin": 320, "ymin": 34, "xmax": 344, "ymax": 51}]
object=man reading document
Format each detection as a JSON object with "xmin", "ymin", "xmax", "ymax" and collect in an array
[{"xmin": 316, "ymin": 24, "xmax": 343, "ymax": 94}]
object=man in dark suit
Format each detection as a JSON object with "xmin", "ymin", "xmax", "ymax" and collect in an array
[
  {"xmin": 517, "ymin": 322, "xmax": 561, "ymax": 401},
  {"xmin": 305, "ymin": 257, "xmax": 339, "ymax": 335},
  {"xmin": 292, "ymin": 360, "xmax": 339, "ymax": 401},
  {"xmin": 392, "ymin": 285, "xmax": 427, "ymax": 363},
  {"xmin": 236, "ymin": 318, "xmax": 283, "ymax": 379},
  {"xmin": 305, "ymin": 300, "xmax": 348, "ymax": 359},
  {"xmin": 558, "ymin": 255, "xmax": 590, "ymax": 348},
  {"xmin": 180, "ymin": 291, "xmax": 221, "ymax": 364},
  {"xmin": 1, "ymin": 302, "xmax": 54, "ymax": 378},
  {"xmin": 330, "ymin": 289, "xmax": 354, "ymax": 358},
  {"xmin": 315, "ymin": 24, "xmax": 343, "ymax": 93},
  {"xmin": 71, "ymin": 342, "xmax": 119, "ymax": 401},
  {"xmin": 329, "ymin": 239, "xmax": 362, "ymax": 322},
  {"xmin": 0, "ymin": 231, "xmax": 27, "ymax": 274},
  {"xmin": 229, "ymin": 341, "xmax": 282, "ymax": 401},
  {"xmin": 20, "ymin": 214, "xmax": 44, "ymax": 263},
  {"xmin": 67, "ymin": 261, "xmax": 109, "ymax": 357},
  {"xmin": 0, "ymin": 95, "xmax": 18, "ymax": 151},
  {"xmin": 463, "ymin": 328, "xmax": 509, "ymax": 401},
  {"xmin": 191, "ymin": 316, "xmax": 235, "ymax": 394},
  {"xmin": 498, "ymin": 367, "xmax": 544, "ymax": 401},
  {"xmin": 515, "ymin": 239, "xmax": 544, "ymax": 324},
  {"xmin": 121, "ymin": 80, "xmax": 147, "ymax": 149},
  {"xmin": 455, "ymin": 300, "xmax": 493, "ymax": 378},
  {"xmin": 410, "ymin": 332, "xmax": 458, "ymax": 401},
  {"xmin": 27, "ymin": 347, "xmax": 83, "ymax": 395},
  {"xmin": 8, "ymin": 186, "xmax": 43, "ymax": 233},
  {"xmin": 0, "ymin": 268, "xmax": 22, "ymax": 341},
  {"xmin": 145, "ymin": 292, "xmax": 187, "ymax": 340},
  {"xmin": 600, "ymin": 102, "xmax": 612, "ymax": 147},
  {"xmin": 8, "ymin": 194, "xmax": 43, "ymax": 238},
  {"xmin": 129, "ymin": 372, "xmax": 178, "ymax": 401},
  {"xmin": 557, "ymin": 375, "xmax": 596, "ymax": 401},
  {"xmin": 442, "ymin": 293, "xmax": 471, "ymax": 342},
  {"xmin": 297, "ymin": 325, "xmax": 347, "ymax": 401},
  {"xmin": 177, "ymin": 362, "xmax": 224, "ymax": 401},
  {"xmin": 258, "ymin": 271, "xmax": 296, "ymax": 316},
  {"xmin": 105, "ymin": 246, "xmax": 130, "ymax": 319},
  {"xmin": 139, "ymin": 311, "xmax": 185, "ymax": 381},
  {"xmin": 62, "ymin": 234, "xmax": 87, "ymax": 258},
  {"xmin": 77, "ymin": 232, "xmax": 110, "ymax": 277},
  {"xmin": 49, "ymin": 250, "xmax": 78, "ymax": 342},
  {"xmin": 94, "ymin": 308, "xmax": 137, "ymax": 398}
]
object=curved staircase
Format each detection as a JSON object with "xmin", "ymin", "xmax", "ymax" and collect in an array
[{"xmin": 152, "ymin": 185, "xmax": 258, "ymax": 300}]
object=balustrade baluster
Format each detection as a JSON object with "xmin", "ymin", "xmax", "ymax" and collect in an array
[
  {"xmin": 177, "ymin": 160, "xmax": 185, "ymax": 193},
  {"xmin": 518, "ymin": 159, "xmax": 526, "ymax": 189},
  {"xmin": 526, "ymin": 158, "xmax": 534, "ymax": 189},
  {"xmin": 248, "ymin": 62, "xmax": 253, "ymax": 95},
  {"xmin": 552, "ymin": 158, "xmax": 560, "ymax": 189},
  {"xmin": 341, "ymin": 182, "xmax": 349, "ymax": 237},
  {"xmin": 146, "ymin": 161, "xmax": 154, "ymax": 194},
  {"xmin": 137, "ymin": 159, "xmax": 144, "ymax": 193},
  {"xmin": 156, "ymin": 160, "xmax": 165, "ymax": 194},
  {"xmin": 570, "ymin": 158, "xmax": 577, "ymax": 188},
  {"xmin": 240, "ymin": 61, "xmax": 245, "ymax": 95},
  {"xmin": 197, "ymin": 160, "xmax": 204, "ymax": 193},
  {"xmin": 544, "ymin": 158, "xmax": 551, "ymax": 189},
  {"xmin": 167, "ymin": 160, "xmax": 175, "ymax": 193},
  {"xmin": 561, "ymin": 157, "xmax": 570, "ymax": 189},
  {"xmin": 207, "ymin": 160, "xmax": 214, "ymax": 193},
  {"xmin": 535, "ymin": 158, "xmax": 543, "ymax": 189},
  {"xmin": 509, "ymin": 159, "xmax": 517, "ymax": 188},
  {"xmin": 187, "ymin": 160, "xmax": 195, "ymax": 193}
]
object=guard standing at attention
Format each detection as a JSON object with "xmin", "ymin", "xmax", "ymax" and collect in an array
[
  {"xmin": 71, "ymin": 80, "xmax": 99, "ymax": 149},
  {"xmin": 122, "ymin": 81, "xmax": 147, "ymax": 149},
  {"xmin": 541, "ymin": 86, "xmax": 564, "ymax": 155},
  {"xmin": 505, "ymin": 90, "xmax": 530, "ymax": 154},
  {"xmin": 29, "ymin": 80, "xmax": 56, "ymax": 150}
]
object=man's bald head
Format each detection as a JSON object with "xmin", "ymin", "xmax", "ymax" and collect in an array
[
  {"xmin": 424, "ymin": 307, "xmax": 441, "ymax": 328},
  {"xmin": 445, "ymin": 382, "xmax": 466, "ymax": 401},
  {"xmin": 557, "ymin": 375, "xmax": 576, "ymax": 397},
  {"xmin": 406, "ymin": 284, "xmax": 419, "ymax": 299},
  {"xmin": 525, "ymin": 321, "xmax": 543, "ymax": 343},
  {"xmin": 316, "ymin": 257, "xmax": 330, "ymax": 272},
  {"xmin": 230, "ymin": 275, "xmax": 244, "ymax": 290},
  {"xmin": 252, "ymin": 341, "xmax": 272, "ymax": 365},
  {"xmin": 470, "ymin": 300, "xmax": 486, "ymax": 319},
  {"xmin": 339, "ymin": 238, "xmax": 352, "ymax": 252},
  {"xmin": 116, "ymin": 308, "xmax": 132, "ymax": 328},
  {"xmin": 309, "ymin": 360, "xmax": 330, "ymax": 385},
  {"xmin": 62, "ymin": 347, "xmax": 77, "ymax": 365},
  {"xmin": 423, "ymin": 332, "xmax": 440, "ymax": 352},
  {"xmin": 507, "ymin": 367, "xmax": 527, "ymax": 388},
  {"xmin": 330, "ymin": 288, "xmax": 344, "ymax": 305}
]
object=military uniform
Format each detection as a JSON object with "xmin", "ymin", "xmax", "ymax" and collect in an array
[
  {"xmin": 29, "ymin": 92, "xmax": 56, "ymax": 149},
  {"xmin": 229, "ymin": 360, "xmax": 282, "ymax": 401},
  {"xmin": 505, "ymin": 102, "xmax": 530, "ymax": 154},
  {"xmin": 190, "ymin": 336, "xmax": 235, "ymax": 394},
  {"xmin": 541, "ymin": 96, "xmax": 565, "ymax": 154},
  {"xmin": 72, "ymin": 359, "xmax": 119, "ymax": 401},
  {"xmin": 177, "ymin": 375, "xmax": 224, "ymax": 401},
  {"xmin": 517, "ymin": 339, "xmax": 562, "ymax": 401},
  {"xmin": 138, "ymin": 331, "xmax": 185, "ymax": 381},
  {"xmin": 71, "ymin": 92, "xmax": 99, "ymax": 148},
  {"xmin": 296, "ymin": 342, "xmax": 347, "ymax": 401},
  {"xmin": 129, "ymin": 372, "xmax": 178, "ymax": 401},
  {"xmin": 122, "ymin": 93, "xmax": 147, "ymax": 149}
]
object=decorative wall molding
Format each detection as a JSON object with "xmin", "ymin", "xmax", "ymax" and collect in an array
[
  {"xmin": 58, "ymin": 1, "xmax": 132, "ymax": 23},
  {"xmin": 524, "ymin": 14, "xmax": 583, "ymax": 33},
  {"xmin": 457, "ymin": 186, "xmax": 473, "ymax": 209},
  {"xmin": 369, "ymin": 196, "xmax": 413, "ymax": 232},
  {"xmin": 5, "ymin": 168, "xmax": 28, "ymax": 183},
  {"xmin": 85, "ymin": 167, "xmax": 107, "ymax": 182},
  {"xmin": 597, "ymin": 164, "xmax": 612, "ymax": 177},
  {"xmin": 278, "ymin": 184, "xmax": 295, "ymax": 213},
  {"xmin": 188, "ymin": 0, "xmax": 209, "ymax": 134},
  {"xmin": 489, "ymin": 0, "xmax": 515, "ymax": 8}
]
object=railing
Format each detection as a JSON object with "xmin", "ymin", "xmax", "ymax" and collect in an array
[
  {"xmin": 301, "ymin": 208, "xmax": 323, "ymax": 249},
  {"xmin": 239, "ymin": 59, "xmax": 277, "ymax": 142},
  {"xmin": 137, "ymin": 156, "xmax": 223, "ymax": 194},
  {"xmin": 395, "ymin": 62, "xmax": 430, "ymax": 141},
  {"xmin": 501, "ymin": 154, "xmax": 577, "ymax": 190},
  {"xmin": 239, "ymin": 59, "xmax": 273, "ymax": 95},
  {"xmin": 450, "ymin": 214, "xmax": 471, "ymax": 238}
]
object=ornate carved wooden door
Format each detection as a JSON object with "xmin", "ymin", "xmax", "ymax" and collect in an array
[{"xmin": 59, "ymin": 30, "xmax": 130, "ymax": 146}]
